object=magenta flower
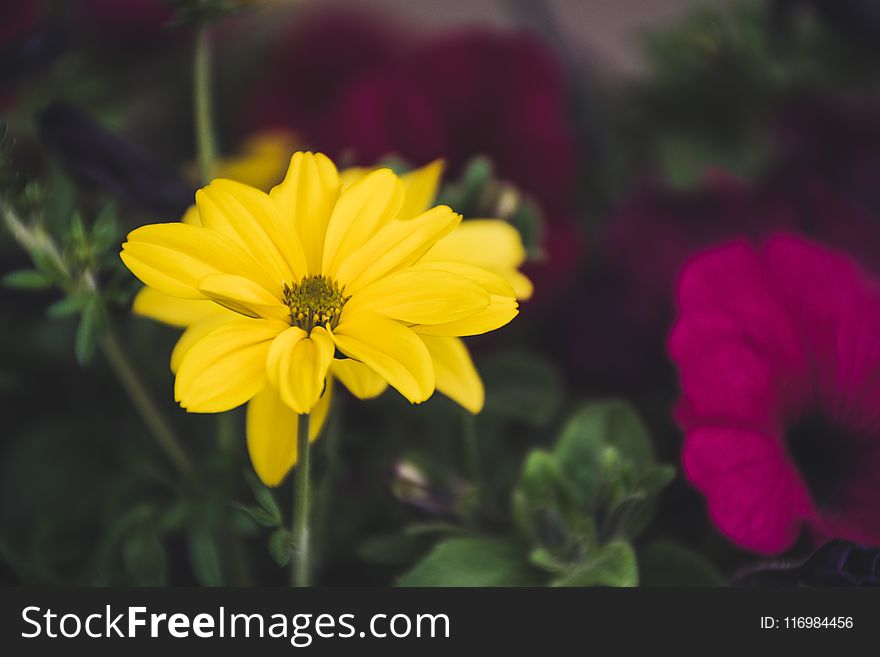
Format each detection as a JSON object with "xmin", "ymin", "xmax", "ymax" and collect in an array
[{"xmin": 670, "ymin": 233, "xmax": 880, "ymax": 554}]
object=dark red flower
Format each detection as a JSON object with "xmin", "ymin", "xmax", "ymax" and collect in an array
[
  {"xmin": 246, "ymin": 11, "xmax": 577, "ymax": 216},
  {"xmin": 74, "ymin": 0, "xmax": 174, "ymax": 47},
  {"xmin": 670, "ymin": 234, "xmax": 880, "ymax": 553},
  {"xmin": 0, "ymin": 0, "xmax": 41, "ymax": 46}
]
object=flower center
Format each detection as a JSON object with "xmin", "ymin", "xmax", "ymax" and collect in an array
[
  {"xmin": 282, "ymin": 275, "xmax": 348, "ymax": 332},
  {"xmin": 787, "ymin": 410, "xmax": 858, "ymax": 509}
]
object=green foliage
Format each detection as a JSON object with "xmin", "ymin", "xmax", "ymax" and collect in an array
[
  {"xmin": 397, "ymin": 401, "xmax": 677, "ymax": 587},
  {"xmin": 638, "ymin": 541, "xmax": 726, "ymax": 587},
  {"xmin": 3, "ymin": 269, "xmax": 52, "ymax": 290},
  {"xmin": 189, "ymin": 530, "xmax": 224, "ymax": 586},
  {"xmin": 268, "ymin": 529, "xmax": 294, "ymax": 568},
  {"xmin": 438, "ymin": 156, "xmax": 543, "ymax": 256},
  {"xmin": 397, "ymin": 537, "xmax": 543, "ymax": 587},
  {"xmin": 550, "ymin": 541, "xmax": 638, "ymax": 588}
]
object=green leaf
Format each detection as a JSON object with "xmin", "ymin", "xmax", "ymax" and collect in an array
[
  {"xmin": 244, "ymin": 470, "xmax": 283, "ymax": 525},
  {"xmin": 512, "ymin": 450, "xmax": 579, "ymax": 545},
  {"xmin": 122, "ymin": 533, "xmax": 167, "ymax": 586},
  {"xmin": 553, "ymin": 400, "xmax": 653, "ymax": 507},
  {"xmin": 551, "ymin": 541, "xmax": 638, "ymax": 587},
  {"xmin": 482, "ymin": 351, "xmax": 564, "ymax": 426},
  {"xmin": 233, "ymin": 503, "xmax": 280, "ymax": 528},
  {"xmin": 75, "ymin": 295, "xmax": 107, "ymax": 365},
  {"xmin": 46, "ymin": 294, "xmax": 88, "ymax": 318},
  {"xmin": 397, "ymin": 537, "xmax": 544, "ymax": 587},
  {"xmin": 188, "ymin": 530, "xmax": 224, "ymax": 586},
  {"xmin": 91, "ymin": 204, "xmax": 120, "ymax": 254},
  {"xmin": 636, "ymin": 464, "xmax": 677, "ymax": 496},
  {"xmin": 638, "ymin": 541, "xmax": 726, "ymax": 587},
  {"xmin": 3, "ymin": 269, "xmax": 52, "ymax": 290},
  {"xmin": 269, "ymin": 528, "xmax": 293, "ymax": 568}
]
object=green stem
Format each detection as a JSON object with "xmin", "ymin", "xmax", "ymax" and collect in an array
[
  {"xmin": 193, "ymin": 24, "xmax": 217, "ymax": 183},
  {"xmin": 100, "ymin": 330, "xmax": 193, "ymax": 476},
  {"xmin": 291, "ymin": 412, "xmax": 311, "ymax": 586}
]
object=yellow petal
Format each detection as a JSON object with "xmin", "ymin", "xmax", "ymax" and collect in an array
[
  {"xmin": 196, "ymin": 179, "xmax": 305, "ymax": 282},
  {"xmin": 425, "ymin": 219, "xmax": 527, "ymax": 269},
  {"xmin": 408, "ymin": 261, "xmax": 516, "ymax": 297},
  {"xmin": 133, "ymin": 287, "xmax": 218, "ymax": 327},
  {"xmin": 322, "ymin": 168, "xmax": 405, "ymax": 275},
  {"xmin": 330, "ymin": 358, "xmax": 387, "ymax": 399},
  {"xmin": 121, "ymin": 222, "xmax": 278, "ymax": 299},
  {"xmin": 266, "ymin": 325, "xmax": 334, "ymax": 413},
  {"xmin": 181, "ymin": 205, "xmax": 202, "ymax": 226},
  {"xmin": 420, "ymin": 335, "xmax": 484, "ymax": 414},
  {"xmin": 334, "ymin": 206, "xmax": 461, "ymax": 293},
  {"xmin": 414, "ymin": 295, "xmax": 519, "ymax": 337},
  {"xmin": 423, "ymin": 219, "xmax": 533, "ymax": 299},
  {"xmin": 399, "ymin": 159, "xmax": 444, "ymax": 220},
  {"xmin": 175, "ymin": 319, "xmax": 286, "ymax": 412},
  {"xmin": 197, "ymin": 273, "xmax": 290, "ymax": 322},
  {"xmin": 170, "ymin": 312, "xmax": 238, "ymax": 373},
  {"xmin": 269, "ymin": 152, "xmax": 340, "ymax": 274},
  {"xmin": 214, "ymin": 130, "xmax": 299, "ymax": 191},
  {"xmin": 345, "ymin": 268, "xmax": 488, "ymax": 324},
  {"xmin": 339, "ymin": 166, "xmax": 371, "ymax": 190},
  {"xmin": 246, "ymin": 382, "xmax": 331, "ymax": 487},
  {"xmin": 332, "ymin": 312, "xmax": 434, "ymax": 403}
]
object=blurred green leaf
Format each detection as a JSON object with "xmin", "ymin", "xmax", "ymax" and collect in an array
[
  {"xmin": 46, "ymin": 294, "xmax": 88, "ymax": 318},
  {"xmin": 244, "ymin": 470, "xmax": 282, "ymax": 526},
  {"xmin": 75, "ymin": 295, "xmax": 107, "ymax": 365},
  {"xmin": 233, "ymin": 503, "xmax": 279, "ymax": 528},
  {"xmin": 551, "ymin": 541, "xmax": 638, "ymax": 588},
  {"xmin": 512, "ymin": 450, "xmax": 578, "ymax": 546},
  {"xmin": 397, "ymin": 537, "xmax": 543, "ymax": 587},
  {"xmin": 91, "ymin": 204, "xmax": 119, "ymax": 254},
  {"xmin": 638, "ymin": 540, "xmax": 725, "ymax": 587},
  {"xmin": 554, "ymin": 400, "xmax": 653, "ymax": 508},
  {"xmin": 188, "ymin": 531, "xmax": 224, "ymax": 586},
  {"xmin": 122, "ymin": 533, "xmax": 167, "ymax": 586},
  {"xmin": 3, "ymin": 269, "xmax": 52, "ymax": 290},
  {"xmin": 482, "ymin": 351, "xmax": 564, "ymax": 426},
  {"xmin": 269, "ymin": 528, "xmax": 293, "ymax": 568}
]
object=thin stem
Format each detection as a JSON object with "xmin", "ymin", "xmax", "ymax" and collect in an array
[
  {"xmin": 291, "ymin": 412, "xmax": 311, "ymax": 587},
  {"xmin": 100, "ymin": 330, "xmax": 193, "ymax": 476},
  {"xmin": 193, "ymin": 24, "xmax": 217, "ymax": 184}
]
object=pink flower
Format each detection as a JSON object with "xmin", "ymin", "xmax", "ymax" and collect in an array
[
  {"xmin": 670, "ymin": 233, "xmax": 880, "ymax": 554},
  {"xmin": 246, "ymin": 11, "xmax": 577, "ymax": 215},
  {"xmin": 74, "ymin": 0, "xmax": 174, "ymax": 47}
]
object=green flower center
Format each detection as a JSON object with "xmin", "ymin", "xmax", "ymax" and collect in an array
[{"xmin": 283, "ymin": 275, "xmax": 349, "ymax": 332}]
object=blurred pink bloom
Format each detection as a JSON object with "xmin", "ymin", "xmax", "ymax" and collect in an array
[
  {"xmin": 0, "ymin": 0, "xmax": 41, "ymax": 46},
  {"xmin": 670, "ymin": 234, "xmax": 880, "ymax": 554},
  {"xmin": 246, "ymin": 11, "xmax": 578, "ymax": 216},
  {"xmin": 74, "ymin": 0, "xmax": 174, "ymax": 45}
]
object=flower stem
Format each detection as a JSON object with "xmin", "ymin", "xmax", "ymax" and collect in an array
[
  {"xmin": 100, "ymin": 329, "xmax": 193, "ymax": 476},
  {"xmin": 291, "ymin": 412, "xmax": 312, "ymax": 586},
  {"xmin": 193, "ymin": 24, "xmax": 217, "ymax": 184}
]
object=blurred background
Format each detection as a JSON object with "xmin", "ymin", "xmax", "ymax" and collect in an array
[{"xmin": 2, "ymin": 0, "xmax": 880, "ymax": 586}]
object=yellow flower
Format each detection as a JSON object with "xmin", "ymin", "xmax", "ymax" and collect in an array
[
  {"xmin": 122, "ymin": 151, "xmax": 518, "ymax": 485},
  {"xmin": 343, "ymin": 160, "xmax": 533, "ymax": 414}
]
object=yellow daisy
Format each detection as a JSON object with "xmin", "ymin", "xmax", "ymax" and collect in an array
[{"xmin": 122, "ymin": 152, "xmax": 518, "ymax": 485}]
